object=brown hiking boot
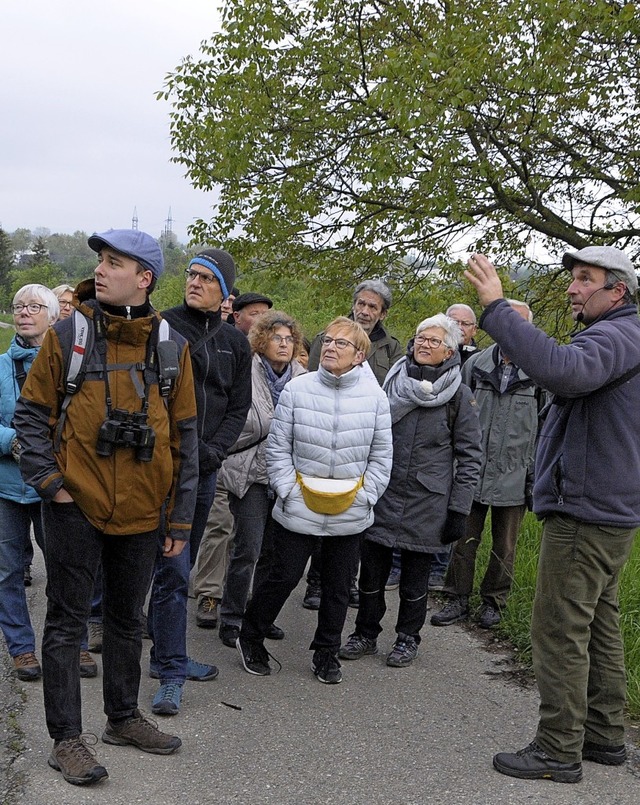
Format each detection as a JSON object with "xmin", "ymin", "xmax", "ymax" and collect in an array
[
  {"xmin": 87, "ymin": 621, "xmax": 103, "ymax": 653},
  {"xmin": 196, "ymin": 596, "xmax": 219, "ymax": 628},
  {"xmin": 102, "ymin": 710, "xmax": 181, "ymax": 755},
  {"xmin": 12, "ymin": 652, "xmax": 42, "ymax": 681},
  {"xmin": 79, "ymin": 650, "xmax": 98, "ymax": 678},
  {"xmin": 48, "ymin": 736, "xmax": 108, "ymax": 786}
]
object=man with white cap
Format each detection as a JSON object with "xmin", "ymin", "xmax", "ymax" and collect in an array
[
  {"xmin": 465, "ymin": 245, "xmax": 640, "ymax": 783},
  {"xmin": 14, "ymin": 229, "xmax": 199, "ymax": 785}
]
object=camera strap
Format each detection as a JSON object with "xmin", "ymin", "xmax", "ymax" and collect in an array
[{"xmin": 54, "ymin": 311, "xmax": 172, "ymax": 452}]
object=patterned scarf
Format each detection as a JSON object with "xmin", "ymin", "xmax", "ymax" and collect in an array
[{"xmin": 260, "ymin": 355, "xmax": 293, "ymax": 408}]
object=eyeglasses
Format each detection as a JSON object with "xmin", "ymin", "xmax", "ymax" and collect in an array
[
  {"xmin": 321, "ymin": 336, "xmax": 357, "ymax": 350},
  {"xmin": 11, "ymin": 303, "xmax": 48, "ymax": 315},
  {"xmin": 58, "ymin": 301, "xmax": 72, "ymax": 309},
  {"xmin": 451, "ymin": 320, "xmax": 475, "ymax": 328},
  {"xmin": 269, "ymin": 334, "xmax": 295, "ymax": 345},
  {"xmin": 415, "ymin": 335, "xmax": 445, "ymax": 348},
  {"xmin": 184, "ymin": 268, "xmax": 217, "ymax": 285}
]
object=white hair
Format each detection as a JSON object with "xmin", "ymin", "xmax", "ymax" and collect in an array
[
  {"xmin": 416, "ymin": 313, "xmax": 462, "ymax": 351},
  {"xmin": 446, "ymin": 303, "xmax": 477, "ymax": 324},
  {"xmin": 13, "ymin": 284, "xmax": 60, "ymax": 324}
]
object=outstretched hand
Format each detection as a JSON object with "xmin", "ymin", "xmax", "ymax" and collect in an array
[{"xmin": 464, "ymin": 253, "xmax": 504, "ymax": 307}]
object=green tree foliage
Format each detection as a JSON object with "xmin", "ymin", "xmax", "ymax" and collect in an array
[
  {"xmin": 47, "ymin": 231, "xmax": 97, "ymax": 281},
  {"xmin": 29, "ymin": 236, "xmax": 50, "ymax": 266},
  {"xmin": 0, "ymin": 228, "xmax": 15, "ymax": 309},
  {"xmin": 10, "ymin": 264, "xmax": 65, "ymax": 299},
  {"xmin": 10, "ymin": 228, "xmax": 33, "ymax": 254},
  {"xmin": 161, "ymin": 0, "xmax": 640, "ymax": 292}
]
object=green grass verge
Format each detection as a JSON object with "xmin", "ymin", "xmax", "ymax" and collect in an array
[{"xmin": 473, "ymin": 513, "xmax": 640, "ymax": 720}]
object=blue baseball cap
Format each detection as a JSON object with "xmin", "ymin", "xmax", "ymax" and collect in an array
[{"xmin": 88, "ymin": 229, "xmax": 164, "ymax": 279}]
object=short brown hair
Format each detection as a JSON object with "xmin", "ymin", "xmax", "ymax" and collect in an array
[
  {"xmin": 249, "ymin": 309, "xmax": 304, "ymax": 356},
  {"xmin": 324, "ymin": 316, "xmax": 371, "ymax": 355}
]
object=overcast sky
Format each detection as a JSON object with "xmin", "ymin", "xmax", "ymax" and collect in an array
[{"xmin": 1, "ymin": 0, "xmax": 223, "ymax": 243}]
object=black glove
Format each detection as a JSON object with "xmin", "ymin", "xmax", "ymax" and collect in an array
[
  {"xmin": 524, "ymin": 470, "xmax": 534, "ymax": 511},
  {"xmin": 198, "ymin": 440, "xmax": 223, "ymax": 476},
  {"xmin": 441, "ymin": 510, "xmax": 467, "ymax": 545}
]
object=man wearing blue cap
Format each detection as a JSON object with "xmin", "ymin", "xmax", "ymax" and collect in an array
[
  {"xmin": 14, "ymin": 229, "xmax": 199, "ymax": 785},
  {"xmin": 145, "ymin": 248, "xmax": 251, "ymax": 715},
  {"xmin": 465, "ymin": 246, "xmax": 640, "ymax": 784}
]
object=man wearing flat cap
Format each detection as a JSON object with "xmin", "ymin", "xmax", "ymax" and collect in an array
[
  {"xmin": 14, "ymin": 229, "xmax": 199, "ymax": 784},
  {"xmin": 232, "ymin": 291, "xmax": 273, "ymax": 335},
  {"xmin": 465, "ymin": 245, "xmax": 640, "ymax": 784},
  {"xmin": 144, "ymin": 249, "xmax": 251, "ymax": 715}
]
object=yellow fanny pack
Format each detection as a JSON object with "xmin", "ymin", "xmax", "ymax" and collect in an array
[{"xmin": 296, "ymin": 473, "xmax": 364, "ymax": 515}]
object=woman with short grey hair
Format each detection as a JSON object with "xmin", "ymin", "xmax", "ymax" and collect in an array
[{"xmin": 340, "ymin": 313, "xmax": 481, "ymax": 668}]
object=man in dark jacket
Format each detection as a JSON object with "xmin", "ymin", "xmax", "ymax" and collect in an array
[
  {"xmin": 146, "ymin": 248, "xmax": 251, "ymax": 716},
  {"xmin": 307, "ymin": 279, "xmax": 404, "ymax": 385},
  {"xmin": 466, "ymin": 246, "xmax": 640, "ymax": 784},
  {"xmin": 14, "ymin": 229, "xmax": 198, "ymax": 785}
]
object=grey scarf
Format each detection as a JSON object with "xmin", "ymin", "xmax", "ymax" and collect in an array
[{"xmin": 384, "ymin": 358, "xmax": 461, "ymax": 424}]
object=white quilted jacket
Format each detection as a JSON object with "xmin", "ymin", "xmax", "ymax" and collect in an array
[{"xmin": 266, "ymin": 364, "xmax": 392, "ymax": 536}]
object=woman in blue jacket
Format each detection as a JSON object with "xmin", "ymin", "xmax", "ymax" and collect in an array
[{"xmin": 0, "ymin": 284, "xmax": 59, "ymax": 681}]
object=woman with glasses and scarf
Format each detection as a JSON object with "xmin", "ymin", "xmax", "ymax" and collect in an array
[
  {"xmin": 340, "ymin": 313, "xmax": 482, "ymax": 668},
  {"xmin": 216, "ymin": 310, "xmax": 307, "ymax": 647},
  {"xmin": 0, "ymin": 284, "xmax": 59, "ymax": 681}
]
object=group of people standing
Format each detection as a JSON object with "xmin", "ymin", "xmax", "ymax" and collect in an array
[{"xmin": 1, "ymin": 230, "xmax": 637, "ymax": 789}]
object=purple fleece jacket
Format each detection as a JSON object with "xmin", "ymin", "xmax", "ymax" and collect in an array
[{"xmin": 479, "ymin": 301, "xmax": 640, "ymax": 527}]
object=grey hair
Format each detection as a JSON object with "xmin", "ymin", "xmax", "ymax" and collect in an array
[
  {"xmin": 505, "ymin": 298, "xmax": 533, "ymax": 322},
  {"xmin": 445, "ymin": 303, "xmax": 477, "ymax": 324},
  {"xmin": 353, "ymin": 279, "xmax": 393, "ymax": 311},
  {"xmin": 416, "ymin": 313, "xmax": 462, "ymax": 351},
  {"xmin": 13, "ymin": 284, "xmax": 60, "ymax": 324},
  {"xmin": 604, "ymin": 270, "xmax": 635, "ymax": 303}
]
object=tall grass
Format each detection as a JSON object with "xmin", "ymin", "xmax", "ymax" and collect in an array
[{"xmin": 473, "ymin": 512, "xmax": 640, "ymax": 719}]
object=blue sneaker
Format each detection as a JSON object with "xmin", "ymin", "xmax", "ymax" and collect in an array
[
  {"xmin": 150, "ymin": 658, "xmax": 219, "ymax": 681},
  {"xmin": 186, "ymin": 657, "xmax": 219, "ymax": 681},
  {"xmin": 151, "ymin": 682, "xmax": 183, "ymax": 716}
]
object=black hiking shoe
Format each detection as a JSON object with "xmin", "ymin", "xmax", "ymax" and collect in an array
[
  {"xmin": 582, "ymin": 740, "xmax": 626, "ymax": 766},
  {"xmin": 386, "ymin": 633, "xmax": 419, "ymax": 667},
  {"xmin": 493, "ymin": 741, "xmax": 583, "ymax": 783},
  {"xmin": 430, "ymin": 596, "xmax": 469, "ymax": 626},
  {"xmin": 338, "ymin": 632, "xmax": 378, "ymax": 660},
  {"xmin": 311, "ymin": 649, "xmax": 342, "ymax": 684}
]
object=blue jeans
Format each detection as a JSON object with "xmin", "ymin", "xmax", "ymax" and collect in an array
[
  {"xmin": 242, "ymin": 523, "xmax": 361, "ymax": 653},
  {"xmin": 148, "ymin": 471, "xmax": 216, "ymax": 682},
  {"xmin": 220, "ymin": 484, "xmax": 273, "ymax": 628},
  {"xmin": 41, "ymin": 501, "xmax": 158, "ymax": 740},
  {"xmin": 356, "ymin": 540, "xmax": 432, "ymax": 642},
  {"xmin": 0, "ymin": 498, "xmax": 44, "ymax": 656},
  {"xmin": 430, "ymin": 545, "xmax": 452, "ymax": 578}
]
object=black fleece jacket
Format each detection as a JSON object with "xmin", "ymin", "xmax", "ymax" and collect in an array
[{"xmin": 162, "ymin": 301, "xmax": 251, "ymax": 475}]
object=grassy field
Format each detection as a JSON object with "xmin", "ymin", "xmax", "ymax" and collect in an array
[
  {"xmin": 0, "ymin": 315, "xmax": 14, "ymax": 352},
  {"xmin": 474, "ymin": 512, "xmax": 640, "ymax": 720}
]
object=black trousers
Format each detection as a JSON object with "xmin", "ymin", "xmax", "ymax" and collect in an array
[
  {"xmin": 355, "ymin": 540, "xmax": 432, "ymax": 643},
  {"xmin": 242, "ymin": 521, "xmax": 361, "ymax": 653}
]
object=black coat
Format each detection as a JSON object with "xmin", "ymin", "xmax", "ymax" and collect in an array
[
  {"xmin": 364, "ymin": 380, "xmax": 482, "ymax": 553},
  {"xmin": 162, "ymin": 302, "xmax": 251, "ymax": 474}
]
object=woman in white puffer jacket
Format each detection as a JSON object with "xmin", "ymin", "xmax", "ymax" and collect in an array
[{"xmin": 237, "ymin": 317, "xmax": 392, "ymax": 685}]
